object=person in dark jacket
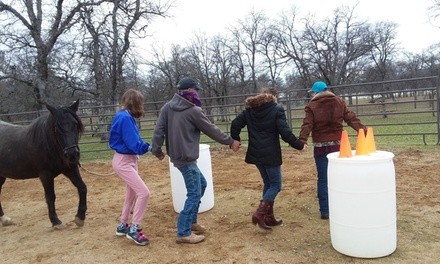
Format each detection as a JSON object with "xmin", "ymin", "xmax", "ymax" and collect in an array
[
  {"xmin": 230, "ymin": 87, "xmax": 305, "ymax": 230},
  {"xmin": 299, "ymin": 81, "xmax": 367, "ymax": 220}
]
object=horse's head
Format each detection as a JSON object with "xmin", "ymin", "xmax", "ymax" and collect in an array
[{"xmin": 46, "ymin": 100, "xmax": 84, "ymax": 165}]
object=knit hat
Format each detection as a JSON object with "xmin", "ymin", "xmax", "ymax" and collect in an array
[
  {"xmin": 308, "ymin": 81, "xmax": 327, "ymax": 93},
  {"xmin": 177, "ymin": 77, "xmax": 203, "ymax": 90}
]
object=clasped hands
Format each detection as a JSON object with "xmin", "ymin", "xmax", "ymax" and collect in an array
[{"xmin": 230, "ymin": 140, "xmax": 240, "ymax": 152}]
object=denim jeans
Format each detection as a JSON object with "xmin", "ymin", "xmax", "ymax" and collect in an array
[
  {"xmin": 314, "ymin": 145, "xmax": 339, "ymax": 216},
  {"xmin": 176, "ymin": 163, "xmax": 207, "ymax": 237},
  {"xmin": 314, "ymin": 155, "xmax": 329, "ymax": 216},
  {"xmin": 255, "ymin": 164, "xmax": 282, "ymax": 202}
]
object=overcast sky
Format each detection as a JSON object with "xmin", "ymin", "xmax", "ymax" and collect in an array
[{"xmin": 142, "ymin": 0, "xmax": 440, "ymax": 54}]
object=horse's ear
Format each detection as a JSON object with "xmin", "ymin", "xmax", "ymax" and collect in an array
[
  {"xmin": 45, "ymin": 103, "xmax": 56, "ymax": 115},
  {"xmin": 70, "ymin": 99, "xmax": 80, "ymax": 112}
]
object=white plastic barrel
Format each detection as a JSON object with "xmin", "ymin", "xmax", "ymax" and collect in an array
[
  {"xmin": 327, "ymin": 150, "xmax": 396, "ymax": 258},
  {"xmin": 169, "ymin": 144, "xmax": 214, "ymax": 213}
]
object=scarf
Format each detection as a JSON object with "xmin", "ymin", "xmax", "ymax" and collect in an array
[{"xmin": 178, "ymin": 90, "xmax": 202, "ymax": 107}]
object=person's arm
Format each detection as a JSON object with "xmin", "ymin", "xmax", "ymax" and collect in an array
[
  {"xmin": 193, "ymin": 107, "xmax": 234, "ymax": 146},
  {"xmin": 299, "ymin": 105, "xmax": 314, "ymax": 144},
  {"xmin": 151, "ymin": 105, "xmax": 168, "ymax": 158},
  {"xmin": 230, "ymin": 110, "xmax": 247, "ymax": 142},
  {"xmin": 276, "ymin": 105, "xmax": 304, "ymax": 150},
  {"xmin": 121, "ymin": 116, "xmax": 150, "ymax": 155},
  {"xmin": 341, "ymin": 99, "xmax": 367, "ymax": 132}
]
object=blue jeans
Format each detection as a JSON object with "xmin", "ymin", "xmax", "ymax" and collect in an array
[
  {"xmin": 314, "ymin": 145, "xmax": 339, "ymax": 216},
  {"xmin": 256, "ymin": 165, "xmax": 282, "ymax": 202},
  {"xmin": 314, "ymin": 155, "xmax": 329, "ymax": 216},
  {"xmin": 176, "ymin": 163, "xmax": 207, "ymax": 237}
]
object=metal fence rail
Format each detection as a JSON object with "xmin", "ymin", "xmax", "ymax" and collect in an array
[{"xmin": 1, "ymin": 77, "xmax": 439, "ymax": 160}]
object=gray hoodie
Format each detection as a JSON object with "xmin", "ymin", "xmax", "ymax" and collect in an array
[{"xmin": 151, "ymin": 93, "xmax": 233, "ymax": 167}]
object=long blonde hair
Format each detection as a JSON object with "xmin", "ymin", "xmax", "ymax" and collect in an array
[{"xmin": 120, "ymin": 89, "xmax": 145, "ymax": 118}]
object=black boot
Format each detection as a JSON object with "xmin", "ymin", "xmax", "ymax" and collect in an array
[
  {"xmin": 265, "ymin": 201, "xmax": 283, "ymax": 226},
  {"xmin": 252, "ymin": 200, "xmax": 272, "ymax": 230}
]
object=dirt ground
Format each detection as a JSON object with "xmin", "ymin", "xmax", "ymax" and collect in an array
[{"xmin": 0, "ymin": 147, "xmax": 439, "ymax": 264}]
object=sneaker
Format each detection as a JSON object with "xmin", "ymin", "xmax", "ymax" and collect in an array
[
  {"xmin": 126, "ymin": 225, "xmax": 149, "ymax": 246},
  {"xmin": 176, "ymin": 233, "xmax": 205, "ymax": 244},
  {"xmin": 116, "ymin": 223, "xmax": 130, "ymax": 236},
  {"xmin": 191, "ymin": 223, "xmax": 206, "ymax": 235}
]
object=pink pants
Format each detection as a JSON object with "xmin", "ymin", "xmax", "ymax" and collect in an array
[{"xmin": 112, "ymin": 153, "xmax": 150, "ymax": 225}]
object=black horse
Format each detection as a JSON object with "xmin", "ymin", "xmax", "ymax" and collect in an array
[{"xmin": 0, "ymin": 100, "xmax": 87, "ymax": 228}]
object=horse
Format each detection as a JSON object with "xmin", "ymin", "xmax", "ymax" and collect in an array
[{"xmin": 0, "ymin": 99, "xmax": 87, "ymax": 228}]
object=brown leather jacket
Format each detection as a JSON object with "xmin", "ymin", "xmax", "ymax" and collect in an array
[{"xmin": 299, "ymin": 91, "xmax": 366, "ymax": 144}]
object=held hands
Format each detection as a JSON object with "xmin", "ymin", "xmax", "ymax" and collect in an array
[
  {"xmin": 302, "ymin": 144, "xmax": 308, "ymax": 152},
  {"xmin": 230, "ymin": 140, "xmax": 241, "ymax": 152},
  {"xmin": 156, "ymin": 152, "xmax": 166, "ymax": 160}
]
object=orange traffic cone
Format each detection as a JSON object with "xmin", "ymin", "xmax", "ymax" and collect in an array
[
  {"xmin": 355, "ymin": 128, "xmax": 368, "ymax": 155},
  {"xmin": 339, "ymin": 130, "xmax": 352, "ymax": 157},
  {"xmin": 365, "ymin": 127, "xmax": 377, "ymax": 153}
]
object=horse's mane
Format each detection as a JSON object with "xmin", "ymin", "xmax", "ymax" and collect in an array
[{"xmin": 26, "ymin": 114, "xmax": 55, "ymax": 155}]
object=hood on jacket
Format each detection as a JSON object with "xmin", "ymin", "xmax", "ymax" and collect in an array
[
  {"xmin": 169, "ymin": 93, "xmax": 196, "ymax": 112},
  {"xmin": 245, "ymin": 93, "xmax": 276, "ymax": 108}
]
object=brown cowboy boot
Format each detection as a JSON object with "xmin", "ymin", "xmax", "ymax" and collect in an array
[
  {"xmin": 265, "ymin": 201, "xmax": 283, "ymax": 226},
  {"xmin": 252, "ymin": 200, "xmax": 272, "ymax": 230}
]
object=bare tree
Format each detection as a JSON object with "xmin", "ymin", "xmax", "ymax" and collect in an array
[
  {"xmin": 302, "ymin": 5, "xmax": 372, "ymax": 86},
  {"xmin": 0, "ymin": 0, "xmax": 110, "ymax": 110},
  {"xmin": 79, "ymin": 0, "xmax": 171, "ymax": 105},
  {"xmin": 428, "ymin": 0, "xmax": 440, "ymax": 27},
  {"xmin": 257, "ymin": 22, "xmax": 286, "ymax": 87},
  {"xmin": 276, "ymin": 6, "xmax": 317, "ymax": 91},
  {"xmin": 230, "ymin": 10, "xmax": 268, "ymax": 93},
  {"xmin": 188, "ymin": 34, "xmax": 240, "ymax": 121},
  {"xmin": 209, "ymin": 35, "xmax": 237, "ymax": 95},
  {"xmin": 147, "ymin": 44, "xmax": 194, "ymax": 95},
  {"xmin": 79, "ymin": 0, "xmax": 171, "ymax": 140},
  {"xmin": 368, "ymin": 21, "xmax": 399, "ymax": 81},
  {"xmin": 365, "ymin": 21, "xmax": 399, "ymax": 113}
]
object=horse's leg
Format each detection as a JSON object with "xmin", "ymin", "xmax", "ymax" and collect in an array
[
  {"xmin": 0, "ymin": 176, "xmax": 13, "ymax": 226},
  {"xmin": 64, "ymin": 166, "xmax": 87, "ymax": 227},
  {"xmin": 39, "ymin": 173, "xmax": 62, "ymax": 228}
]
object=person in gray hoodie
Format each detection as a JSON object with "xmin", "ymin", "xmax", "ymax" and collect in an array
[{"xmin": 151, "ymin": 77, "xmax": 240, "ymax": 244}]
